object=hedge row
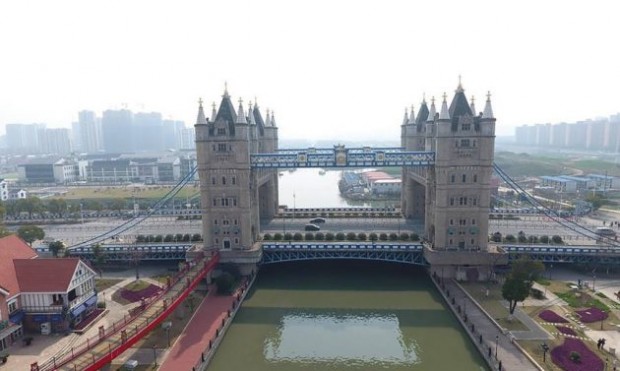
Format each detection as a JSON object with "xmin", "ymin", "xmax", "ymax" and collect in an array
[
  {"xmin": 262, "ymin": 232, "xmax": 419, "ymax": 242},
  {"xmin": 135, "ymin": 234, "xmax": 202, "ymax": 242}
]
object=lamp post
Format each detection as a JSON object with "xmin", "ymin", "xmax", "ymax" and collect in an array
[
  {"xmin": 541, "ymin": 342, "xmax": 549, "ymax": 362},
  {"xmin": 162, "ymin": 321, "xmax": 172, "ymax": 347},
  {"xmin": 495, "ymin": 335, "xmax": 499, "ymax": 359}
]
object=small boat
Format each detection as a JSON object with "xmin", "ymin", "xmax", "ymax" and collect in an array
[{"xmin": 319, "ymin": 170, "xmax": 326, "ymax": 175}]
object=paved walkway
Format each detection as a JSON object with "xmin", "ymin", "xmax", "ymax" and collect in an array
[
  {"xmin": 158, "ymin": 285, "xmax": 240, "ymax": 371},
  {"xmin": 436, "ymin": 277, "xmax": 540, "ymax": 371}
]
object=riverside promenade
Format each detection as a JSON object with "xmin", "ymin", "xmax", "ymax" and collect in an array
[
  {"xmin": 431, "ymin": 273, "xmax": 542, "ymax": 371},
  {"xmin": 159, "ymin": 276, "xmax": 254, "ymax": 371}
]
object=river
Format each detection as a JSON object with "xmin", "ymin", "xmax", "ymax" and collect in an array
[
  {"xmin": 277, "ymin": 168, "xmax": 399, "ymax": 208},
  {"xmin": 207, "ymin": 261, "xmax": 487, "ymax": 371}
]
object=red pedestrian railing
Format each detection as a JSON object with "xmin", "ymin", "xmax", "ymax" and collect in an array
[{"xmin": 33, "ymin": 251, "xmax": 219, "ymax": 371}]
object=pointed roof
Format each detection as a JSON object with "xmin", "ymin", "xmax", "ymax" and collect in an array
[
  {"xmin": 14, "ymin": 258, "xmax": 83, "ymax": 292},
  {"xmin": 402, "ymin": 108, "xmax": 409, "ymax": 125},
  {"xmin": 196, "ymin": 98, "xmax": 208, "ymax": 125},
  {"xmin": 270, "ymin": 111, "xmax": 277, "ymax": 127},
  {"xmin": 247, "ymin": 102, "xmax": 255, "ymax": 125},
  {"xmin": 483, "ymin": 91, "xmax": 494, "ymax": 119},
  {"xmin": 408, "ymin": 105, "xmax": 416, "ymax": 124},
  {"xmin": 427, "ymin": 97, "xmax": 436, "ymax": 122},
  {"xmin": 210, "ymin": 102, "xmax": 217, "ymax": 122},
  {"xmin": 415, "ymin": 99, "xmax": 429, "ymax": 125},
  {"xmin": 0, "ymin": 235, "xmax": 37, "ymax": 297},
  {"xmin": 470, "ymin": 96, "xmax": 477, "ymax": 116},
  {"xmin": 448, "ymin": 81, "xmax": 473, "ymax": 125},
  {"xmin": 215, "ymin": 90, "xmax": 237, "ymax": 124},
  {"xmin": 265, "ymin": 109, "xmax": 271, "ymax": 126},
  {"xmin": 235, "ymin": 99, "xmax": 247, "ymax": 124},
  {"xmin": 253, "ymin": 104, "xmax": 266, "ymax": 135},
  {"xmin": 439, "ymin": 93, "xmax": 450, "ymax": 120}
]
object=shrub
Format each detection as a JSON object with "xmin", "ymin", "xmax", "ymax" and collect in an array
[
  {"xmin": 379, "ymin": 233, "xmax": 388, "ymax": 241},
  {"xmin": 552, "ymin": 235, "xmax": 563, "ymax": 244},
  {"xmin": 504, "ymin": 234, "xmax": 516, "ymax": 242},
  {"xmin": 97, "ymin": 301, "xmax": 107, "ymax": 309},
  {"xmin": 491, "ymin": 232, "xmax": 502, "ymax": 242},
  {"xmin": 325, "ymin": 233, "xmax": 335, "ymax": 241},
  {"xmin": 273, "ymin": 233, "xmax": 283, "ymax": 241},
  {"xmin": 357, "ymin": 232, "xmax": 367, "ymax": 241},
  {"xmin": 540, "ymin": 235, "xmax": 550, "ymax": 244},
  {"xmin": 527, "ymin": 235, "xmax": 539, "ymax": 243},
  {"xmin": 182, "ymin": 234, "xmax": 191, "ymax": 242},
  {"xmin": 191, "ymin": 233, "xmax": 202, "ymax": 242},
  {"xmin": 518, "ymin": 235, "xmax": 527, "ymax": 243},
  {"xmin": 293, "ymin": 232, "xmax": 303, "ymax": 241},
  {"xmin": 164, "ymin": 234, "xmax": 174, "ymax": 242},
  {"xmin": 175, "ymin": 233, "xmax": 184, "ymax": 242},
  {"xmin": 305, "ymin": 232, "xmax": 315, "ymax": 240},
  {"xmin": 346, "ymin": 232, "xmax": 357, "ymax": 240},
  {"xmin": 215, "ymin": 272, "xmax": 235, "ymax": 295},
  {"xmin": 263, "ymin": 233, "xmax": 272, "ymax": 241},
  {"xmin": 569, "ymin": 351, "xmax": 580, "ymax": 362},
  {"xmin": 369, "ymin": 233, "xmax": 378, "ymax": 241},
  {"xmin": 411, "ymin": 233, "xmax": 420, "ymax": 241},
  {"xmin": 315, "ymin": 232, "xmax": 325, "ymax": 241},
  {"xmin": 399, "ymin": 232, "xmax": 409, "ymax": 241},
  {"xmin": 154, "ymin": 235, "xmax": 163, "ymax": 243},
  {"xmin": 136, "ymin": 235, "xmax": 146, "ymax": 242},
  {"xmin": 335, "ymin": 232, "xmax": 345, "ymax": 241},
  {"xmin": 284, "ymin": 233, "xmax": 293, "ymax": 240},
  {"xmin": 556, "ymin": 326, "xmax": 577, "ymax": 336},
  {"xmin": 146, "ymin": 235, "xmax": 155, "ymax": 242},
  {"xmin": 389, "ymin": 233, "xmax": 398, "ymax": 241}
]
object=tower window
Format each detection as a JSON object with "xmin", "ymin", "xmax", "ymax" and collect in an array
[
  {"xmin": 462, "ymin": 174, "xmax": 466, "ymax": 183},
  {"xmin": 222, "ymin": 176, "xmax": 226, "ymax": 185},
  {"xmin": 460, "ymin": 139, "xmax": 470, "ymax": 147},
  {"xmin": 462, "ymin": 123, "xmax": 471, "ymax": 131},
  {"xmin": 450, "ymin": 198, "xmax": 454, "ymax": 206},
  {"xmin": 451, "ymin": 175, "xmax": 455, "ymax": 183},
  {"xmin": 233, "ymin": 198, "xmax": 237, "ymax": 206},
  {"xmin": 217, "ymin": 143, "xmax": 227, "ymax": 152},
  {"xmin": 211, "ymin": 177, "xmax": 216, "ymax": 185},
  {"xmin": 450, "ymin": 219, "xmax": 454, "ymax": 225},
  {"xmin": 473, "ymin": 174, "xmax": 478, "ymax": 183},
  {"xmin": 212, "ymin": 198, "xmax": 217, "ymax": 207},
  {"xmin": 235, "ymin": 238, "xmax": 239, "ymax": 244},
  {"xmin": 471, "ymin": 219, "xmax": 476, "ymax": 225},
  {"xmin": 214, "ymin": 219, "xmax": 218, "ymax": 225},
  {"xmin": 473, "ymin": 198, "xmax": 477, "ymax": 206},
  {"xmin": 217, "ymin": 128, "xmax": 226, "ymax": 136},
  {"xmin": 232, "ymin": 176, "xmax": 236, "ymax": 185},
  {"xmin": 234, "ymin": 219, "xmax": 238, "ymax": 225}
]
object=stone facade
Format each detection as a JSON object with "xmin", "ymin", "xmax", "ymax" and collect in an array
[{"xmin": 195, "ymin": 90, "xmax": 278, "ymax": 252}]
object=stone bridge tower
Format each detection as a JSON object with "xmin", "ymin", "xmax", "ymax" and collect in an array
[
  {"xmin": 195, "ymin": 87, "xmax": 279, "ymax": 252},
  {"xmin": 402, "ymin": 81, "xmax": 496, "ymax": 252}
]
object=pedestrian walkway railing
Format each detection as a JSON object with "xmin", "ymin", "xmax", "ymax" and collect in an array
[{"xmin": 34, "ymin": 251, "xmax": 219, "ymax": 371}]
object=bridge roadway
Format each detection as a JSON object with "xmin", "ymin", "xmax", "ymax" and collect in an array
[
  {"xmin": 36, "ymin": 252, "xmax": 219, "ymax": 371},
  {"xmin": 54, "ymin": 241, "xmax": 620, "ymax": 265}
]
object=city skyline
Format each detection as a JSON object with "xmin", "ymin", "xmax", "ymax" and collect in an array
[{"xmin": 1, "ymin": 1, "xmax": 619, "ymax": 140}]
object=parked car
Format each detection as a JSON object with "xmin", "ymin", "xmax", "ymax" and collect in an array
[
  {"xmin": 304, "ymin": 223, "xmax": 321, "ymax": 231},
  {"xmin": 309, "ymin": 217, "xmax": 326, "ymax": 224}
]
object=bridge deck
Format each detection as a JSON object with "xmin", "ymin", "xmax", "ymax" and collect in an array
[{"xmin": 37, "ymin": 252, "xmax": 219, "ymax": 371}]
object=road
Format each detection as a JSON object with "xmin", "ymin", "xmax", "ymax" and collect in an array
[{"xmin": 38, "ymin": 213, "xmax": 618, "ymax": 247}]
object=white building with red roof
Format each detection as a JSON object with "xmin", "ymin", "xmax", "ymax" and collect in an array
[
  {"xmin": 0, "ymin": 235, "xmax": 38, "ymax": 351},
  {"xmin": 0, "ymin": 235, "xmax": 98, "ymax": 351},
  {"xmin": 15, "ymin": 258, "xmax": 98, "ymax": 334}
]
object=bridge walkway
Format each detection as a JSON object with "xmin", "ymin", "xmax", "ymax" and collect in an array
[
  {"xmin": 36, "ymin": 252, "xmax": 219, "ymax": 371},
  {"xmin": 433, "ymin": 276, "xmax": 539, "ymax": 370}
]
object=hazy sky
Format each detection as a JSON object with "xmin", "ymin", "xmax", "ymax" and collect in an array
[{"xmin": 1, "ymin": 0, "xmax": 619, "ymax": 140}]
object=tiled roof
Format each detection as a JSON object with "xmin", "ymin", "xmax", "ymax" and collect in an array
[
  {"xmin": 0, "ymin": 235, "xmax": 38, "ymax": 297},
  {"xmin": 13, "ymin": 258, "xmax": 80, "ymax": 292}
]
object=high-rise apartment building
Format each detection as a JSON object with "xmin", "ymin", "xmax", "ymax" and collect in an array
[
  {"xmin": 6, "ymin": 123, "xmax": 45, "ymax": 154},
  {"xmin": 40, "ymin": 128, "xmax": 72, "ymax": 155},
  {"xmin": 133, "ymin": 112, "xmax": 163, "ymax": 152},
  {"xmin": 102, "ymin": 109, "xmax": 133, "ymax": 153},
  {"xmin": 73, "ymin": 110, "xmax": 102, "ymax": 153}
]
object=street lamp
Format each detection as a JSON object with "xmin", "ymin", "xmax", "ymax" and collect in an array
[
  {"xmin": 495, "ymin": 335, "xmax": 499, "ymax": 359},
  {"xmin": 541, "ymin": 342, "xmax": 549, "ymax": 362},
  {"xmin": 162, "ymin": 321, "xmax": 172, "ymax": 347}
]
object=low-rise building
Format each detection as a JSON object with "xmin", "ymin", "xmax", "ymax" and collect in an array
[
  {"xmin": 0, "ymin": 179, "xmax": 7, "ymax": 201},
  {"xmin": 540, "ymin": 176, "xmax": 577, "ymax": 193},
  {"xmin": 0, "ymin": 235, "xmax": 38, "ymax": 351},
  {"xmin": 17, "ymin": 158, "xmax": 78, "ymax": 184}
]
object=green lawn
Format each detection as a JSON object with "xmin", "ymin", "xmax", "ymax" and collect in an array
[
  {"xmin": 56, "ymin": 185, "xmax": 200, "ymax": 200},
  {"xmin": 95, "ymin": 278, "xmax": 123, "ymax": 292},
  {"xmin": 111, "ymin": 279, "xmax": 153, "ymax": 305},
  {"xmin": 460, "ymin": 282, "xmax": 528, "ymax": 331}
]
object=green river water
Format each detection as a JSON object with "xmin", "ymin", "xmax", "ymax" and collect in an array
[{"xmin": 207, "ymin": 260, "xmax": 487, "ymax": 371}]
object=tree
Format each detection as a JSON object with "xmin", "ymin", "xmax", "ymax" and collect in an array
[
  {"xmin": 48, "ymin": 199, "xmax": 67, "ymax": 217},
  {"xmin": 502, "ymin": 257, "xmax": 545, "ymax": 314},
  {"xmin": 109, "ymin": 199, "xmax": 126, "ymax": 214},
  {"xmin": 491, "ymin": 232, "xmax": 502, "ymax": 243},
  {"xmin": 215, "ymin": 272, "xmax": 235, "ymax": 295},
  {"xmin": 22, "ymin": 197, "xmax": 44, "ymax": 218},
  {"xmin": 92, "ymin": 243, "xmax": 106, "ymax": 268},
  {"xmin": 17, "ymin": 225, "xmax": 45, "ymax": 246},
  {"xmin": 551, "ymin": 235, "xmax": 563, "ymax": 244},
  {"xmin": 48, "ymin": 240, "xmax": 65, "ymax": 257}
]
